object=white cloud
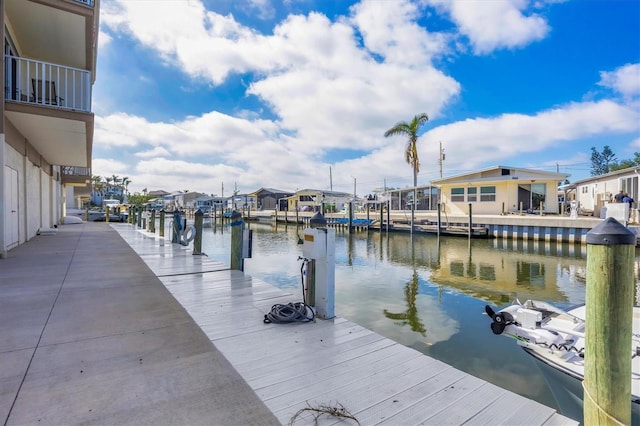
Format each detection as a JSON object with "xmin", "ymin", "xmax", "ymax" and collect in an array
[
  {"xmin": 134, "ymin": 147, "xmax": 171, "ymax": 158},
  {"xmin": 97, "ymin": 30, "xmax": 112, "ymax": 49},
  {"xmin": 426, "ymin": 0, "xmax": 550, "ymax": 54},
  {"xmin": 418, "ymin": 100, "xmax": 639, "ymax": 175},
  {"xmin": 94, "ymin": 0, "xmax": 637, "ymax": 195},
  {"xmin": 599, "ymin": 63, "xmax": 640, "ymax": 99},
  {"xmin": 91, "ymin": 158, "xmax": 130, "ymax": 178}
]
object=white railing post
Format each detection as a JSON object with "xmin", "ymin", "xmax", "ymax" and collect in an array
[{"xmin": 5, "ymin": 55, "xmax": 90, "ymax": 112}]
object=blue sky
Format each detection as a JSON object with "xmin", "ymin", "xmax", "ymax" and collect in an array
[{"xmin": 92, "ymin": 0, "xmax": 640, "ymax": 196}]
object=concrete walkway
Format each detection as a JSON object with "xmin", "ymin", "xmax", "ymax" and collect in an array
[{"xmin": 0, "ymin": 222, "xmax": 279, "ymax": 425}]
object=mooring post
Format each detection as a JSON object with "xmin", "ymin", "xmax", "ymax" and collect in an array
[
  {"xmin": 172, "ymin": 211, "xmax": 181, "ymax": 243},
  {"xmin": 584, "ymin": 217, "xmax": 634, "ymax": 425},
  {"xmin": 159, "ymin": 210, "xmax": 165, "ymax": 237},
  {"xmin": 348, "ymin": 201, "xmax": 354, "ymax": 234},
  {"xmin": 379, "ymin": 202, "xmax": 384, "ymax": 232},
  {"xmin": 519, "ymin": 201, "xmax": 523, "ymax": 215},
  {"xmin": 386, "ymin": 200, "xmax": 390, "ymax": 232},
  {"xmin": 437, "ymin": 203, "xmax": 442, "ymax": 236},
  {"xmin": 149, "ymin": 209, "xmax": 156, "ymax": 233},
  {"xmin": 84, "ymin": 206, "xmax": 89, "ymax": 222},
  {"xmin": 230, "ymin": 211, "xmax": 244, "ymax": 270},
  {"xmin": 128, "ymin": 206, "xmax": 134, "ymax": 224},
  {"xmin": 137, "ymin": 207, "xmax": 142, "ymax": 228},
  {"xmin": 295, "ymin": 200, "xmax": 299, "ymax": 224},
  {"xmin": 193, "ymin": 208, "xmax": 204, "ymax": 255},
  {"xmin": 106, "ymin": 205, "xmax": 110, "ymax": 223}
]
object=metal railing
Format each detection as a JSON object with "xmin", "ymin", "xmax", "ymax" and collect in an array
[
  {"xmin": 5, "ymin": 55, "xmax": 92, "ymax": 112},
  {"xmin": 72, "ymin": 0, "xmax": 94, "ymax": 6},
  {"xmin": 62, "ymin": 166, "xmax": 91, "ymax": 177},
  {"xmin": 61, "ymin": 166, "xmax": 91, "ymax": 185}
]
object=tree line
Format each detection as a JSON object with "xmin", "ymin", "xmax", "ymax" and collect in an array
[{"xmin": 590, "ymin": 146, "xmax": 640, "ymax": 176}]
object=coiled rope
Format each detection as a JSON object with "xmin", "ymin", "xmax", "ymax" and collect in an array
[{"xmin": 263, "ymin": 257, "xmax": 315, "ymax": 324}]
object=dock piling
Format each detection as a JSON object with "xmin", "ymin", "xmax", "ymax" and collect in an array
[
  {"xmin": 584, "ymin": 217, "xmax": 634, "ymax": 425},
  {"xmin": 193, "ymin": 209, "xmax": 204, "ymax": 255},
  {"xmin": 159, "ymin": 210, "xmax": 165, "ymax": 237},
  {"xmin": 230, "ymin": 211, "xmax": 244, "ymax": 271}
]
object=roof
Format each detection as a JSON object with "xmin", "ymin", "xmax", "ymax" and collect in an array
[
  {"xmin": 284, "ymin": 189, "xmax": 354, "ymax": 199},
  {"xmin": 247, "ymin": 187, "xmax": 294, "ymax": 197},
  {"xmin": 568, "ymin": 166, "xmax": 640, "ymax": 188},
  {"xmin": 431, "ymin": 165, "xmax": 570, "ymax": 186}
]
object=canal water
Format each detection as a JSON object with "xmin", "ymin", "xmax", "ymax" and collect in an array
[{"xmin": 197, "ymin": 220, "xmax": 636, "ymax": 413}]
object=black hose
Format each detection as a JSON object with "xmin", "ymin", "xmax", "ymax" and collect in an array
[{"xmin": 263, "ymin": 257, "xmax": 315, "ymax": 324}]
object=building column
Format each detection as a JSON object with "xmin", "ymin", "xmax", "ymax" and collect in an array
[{"xmin": 0, "ymin": 133, "xmax": 6, "ymax": 258}]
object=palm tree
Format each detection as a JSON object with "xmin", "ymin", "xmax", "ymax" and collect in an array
[
  {"xmin": 384, "ymin": 113, "xmax": 429, "ymax": 233},
  {"xmin": 105, "ymin": 176, "xmax": 112, "ymax": 197},
  {"xmin": 121, "ymin": 176, "xmax": 130, "ymax": 195}
]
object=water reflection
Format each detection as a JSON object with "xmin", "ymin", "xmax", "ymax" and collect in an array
[
  {"xmin": 199, "ymin": 222, "xmax": 633, "ymax": 411},
  {"xmin": 383, "ymin": 238, "xmax": 427, "ymax": 336}
]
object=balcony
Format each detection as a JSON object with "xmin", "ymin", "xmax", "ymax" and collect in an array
[
  {"xmin": 61, "ymin": 166, "xmax": 91, "ymax": 185},
  {"xmin": 5, "ymin": 55, "xmax": 91, "ymax": 112}
]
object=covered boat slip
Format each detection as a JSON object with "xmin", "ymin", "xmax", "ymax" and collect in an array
[{"xmin": 113, "ymin": 224, "xmax": 575, "ymax": 425}]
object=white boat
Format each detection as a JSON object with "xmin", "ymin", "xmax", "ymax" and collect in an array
[{"xmin": 485, "ymin": 300, "xmax": 640, "ymax": 424}]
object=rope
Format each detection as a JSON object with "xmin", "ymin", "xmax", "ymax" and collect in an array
[
  {"xmin": 263, "ymin": 257, "xmax": 315, "ymax": 324},
  {"xmin": 263, "ymin": 302, "xmax": 315, "ymax": 324},
  {"xmin": 581, "ymin": 381, "xmax": 626, "ymax": 426}
]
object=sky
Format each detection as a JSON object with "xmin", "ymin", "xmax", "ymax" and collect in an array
[{"xmin": 92, "ymin": 0, "xmax": 640, "ymax": 197}]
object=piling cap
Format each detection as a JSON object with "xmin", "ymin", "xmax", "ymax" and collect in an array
[
  {"xmin": 309, "ymin": 212, "xmax": 327, "ymax": 228},
  {"xmin": 586, "ymin": 217, "xmax": 637, "ymax": 245}
]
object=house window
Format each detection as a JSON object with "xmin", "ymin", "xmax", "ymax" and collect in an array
[
  {"xmin": 451, "ymin": 187, "xmax": 465, "ymax": 202},
  {"xmin": 480, "ymin": 186, "xmax": 496, "ymax": 202},
  {"xmin": 581, "ymin": 186, "xmax": 588, "ymax": 194},
  {"xmin": 467, "ymin": 187, "xmax": 477, "ymax": 202},
  {"xmin": 532, "ymin": 183, "xmax": 546, "ymax": 209}
]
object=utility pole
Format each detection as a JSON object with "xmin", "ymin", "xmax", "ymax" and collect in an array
[
  {"xmin": 329, "ymin": 166, "xmax": 333, "ymax": 191},
  {"xmin": 439, "ymin": 141, "xmax": 445, "ymax": 179},
  {"xmin": 352, "ymin": 176, "xmax": 356, "ymax": 200}
]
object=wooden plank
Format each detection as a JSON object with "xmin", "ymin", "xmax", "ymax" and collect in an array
[{"xmin": 112, "ymin": 224, "xmax": 577, "ymax": 426}]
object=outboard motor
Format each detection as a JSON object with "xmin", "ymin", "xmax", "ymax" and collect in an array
[{"xmin": 485, "ymin": 305, "xmax": 515, "ymax": 335}]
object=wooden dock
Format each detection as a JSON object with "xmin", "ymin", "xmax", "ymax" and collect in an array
[{"xmin": 112, "ymin": 223, "xmax": 576, "ymax": 425}]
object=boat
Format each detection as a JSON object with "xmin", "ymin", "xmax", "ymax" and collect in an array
[{"xmin": 484, "ymin": 300, "xmax": 640, "ymax": 423}]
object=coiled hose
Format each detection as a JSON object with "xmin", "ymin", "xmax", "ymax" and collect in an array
[{"xmin": 263, "ymin": 257, "xmax": 315, "ymax": 324}]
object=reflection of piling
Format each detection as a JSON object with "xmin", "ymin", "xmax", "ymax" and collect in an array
[
  {"xmin": 193, "ymin": 209, "xmax": 204, "ymax": 255},
  {"xmin": 230, "ymin": 211, "xmax": 244, "ymax": 270},
  {"xmin": 159, "ymin": 211, "xmax": 165, "ymax": 237},
  {"xmin": 468, "ymin": 203, "xmax": 472, "ymax": 238},
  {"xmin": 584, "ymin": 218, "xmax": 634, "ymax": 425}
]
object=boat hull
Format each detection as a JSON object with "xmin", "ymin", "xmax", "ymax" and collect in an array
[{"xmin": 525, "ymin": 347, "xmax": 640, "ymax": 424}]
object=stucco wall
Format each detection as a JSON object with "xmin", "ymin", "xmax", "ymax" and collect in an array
[
  {"xmin": 6, "ymin": 144, "xmax": 25, "ymax": 245},
  {"xmin": 26, "ymin": 162, "xmax": 41, "ymax": 239}
]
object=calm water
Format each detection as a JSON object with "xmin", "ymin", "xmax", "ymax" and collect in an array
[{"xmin": 194, "ymin": 220, "xmax": 637, "ymax": 412}]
